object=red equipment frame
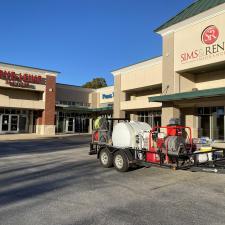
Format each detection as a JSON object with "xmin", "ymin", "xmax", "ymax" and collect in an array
[{"xmin": 147, "ymin": 126, "xmax": 192, "ymax": 164}]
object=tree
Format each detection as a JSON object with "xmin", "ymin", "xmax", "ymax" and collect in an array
[{"xmin": 82, "ymin": 77, "xmax": 107, "ymax": 89}]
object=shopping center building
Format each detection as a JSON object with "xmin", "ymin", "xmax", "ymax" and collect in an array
[
  {"xmin": 149, "ymin": 0, "xmax": 225, "ymax": 140},
  {"xmin": 0, "ymin": 61, "xmax": 113, "ymax": 135},
  {"xmin": 0, "ymin": 62, "xmax": 58, "ymax": 135},
  {"xmin": 55, "ymin": 84, "xmax": 113, "ymax": 134},
  {"xmin": 113, "ymin": 0, "xmax": 225, "ymax": 140},
  {"xmin": 1, "ymin": 0, "xmax": 225, "ymax": 140}
]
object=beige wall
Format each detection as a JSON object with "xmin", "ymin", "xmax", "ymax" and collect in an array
[
  {"xmin": 121, "ymin": 88, "xmax": 162, "ymax": 111},
  {"xmin": 179, "ymin": 69, "xmax": 225, "ymax": 92},
  {"xmin": 113, "ymin": 74, "xmax": 126, "ymax": 118},
  {"xmin": 112, "ymin": 57, "xmax": 163, "ymax": 118},
  {"xmin": 91, "ymin": 92, "xmax": 99, "ymax": 108},
  {"xmin": 56, "ymin": 84, "xmax": 93, "ymax": 106},
  {"xmin": 0, "ymin": 88, "xmax": 45, "ymax": 110},
  {"xmin": 195, "ymin": 69, "xmax": 225, "ymax": 90},
  {"xmin": 120, "ymin": 58, "xmax": 162, "ymax": 91}
]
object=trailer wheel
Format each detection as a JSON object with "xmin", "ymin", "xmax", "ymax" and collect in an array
[
  {"xmin": 113, "ymin": 151, "xmax": 129, "ymax": 172},
  {"xmin": 99, "ymin": 148, "xmax": 113, "ymax": 168}
]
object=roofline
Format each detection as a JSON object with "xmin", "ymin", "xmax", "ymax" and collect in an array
[
  {"xmin": 111, "ymin": 55, "xmax": 162, "ymax": 74},
  {"xmin": 154, "ymin": 0, "xmax": 225, "ymax": 33},
  {"xmin": 56, "ymin": 82, "xmax": 95, "ymax": 91},
  {"xmin": 154, "ymin": 1, "xmax": 197, "ymax": 33},
  {"xmin": 0, "ymin": 61, "xmax": 60, "ymax": 74},
  {"xmin": 95, "ymin": 85, "xmax": 114, "ymax": 90}
]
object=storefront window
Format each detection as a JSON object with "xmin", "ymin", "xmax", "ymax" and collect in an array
[
  {"xmin": 55, "ymin": 110, "xmax": 90, "ymax": 133},
  {"xmin": 198, "ymin": 106, "xmax": 224, "ymax": 140},
  {"xmin": 138, "ymin": 111, "xmax": 161, "ymax": 127}
]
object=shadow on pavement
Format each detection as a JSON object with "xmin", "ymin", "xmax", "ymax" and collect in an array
[
  {"xmin": 0, "ymin": 135, "xmax": 91, "ymax": 158},
  {"xmin": 0, "ymin": 158, "xmax": 112, "ymax": 207}
]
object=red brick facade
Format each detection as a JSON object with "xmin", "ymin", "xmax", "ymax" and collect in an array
[
  {"xmin": 41, "ymin": 75, "xmax": 56, "ymax": 125},
  {"xmin": 34, "ymin": 75, "xmax": 56, "ymax": 127}
]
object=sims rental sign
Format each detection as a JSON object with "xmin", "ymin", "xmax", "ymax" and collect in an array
[
  {"xmin": 0, "ymin": 69, "xmax": 46, "ymax": 88},
  {"xmin": 174, "ymin": 13, "xmax": 225, "ymax": 71},
  {"xmin": 180, "ymin": 25, "xmax": 224, "ymax": 64}
]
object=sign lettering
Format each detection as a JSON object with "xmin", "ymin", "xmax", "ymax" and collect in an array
[
  {"xmin": 180, "ymin": 25, "xmax": 225, "ymax": 64},
  {"xmin": 0, "ymin": 69, "xmax": 46, "ymax": 88}
]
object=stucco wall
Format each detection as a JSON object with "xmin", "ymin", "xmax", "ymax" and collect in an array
[
  {"xmin": 120, "ymin": 59, "xmax": 162, "ymax": 91},
  {"xmin": 56, "ymin": 84, "xmax": 93, "ymax": 105}
]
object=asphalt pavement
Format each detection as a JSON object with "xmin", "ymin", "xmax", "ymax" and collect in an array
[{"xmin": 0, "ymin": 135, "xmax": 225, "ymax": 225}]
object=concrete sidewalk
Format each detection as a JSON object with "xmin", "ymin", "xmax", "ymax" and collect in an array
[{"xmin": 0, "ymin": 133, "xmax": 90, "ymax": 141}]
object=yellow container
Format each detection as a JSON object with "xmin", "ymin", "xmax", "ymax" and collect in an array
[{"xmin": 200, "ymin": 146, "xmax": 212, "ymax": 152}]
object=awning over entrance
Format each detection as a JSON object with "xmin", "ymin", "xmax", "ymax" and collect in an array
[
  {"xmin": 149, "ymin": 87, "xmax": 225, "ymax": 102},
  {"xmin": 56, "ymin": 105, "xmax": 113, "ymax": 113}
]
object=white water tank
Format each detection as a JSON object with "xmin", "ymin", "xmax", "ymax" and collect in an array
[{"xmin": 112, "ymin": 121, "xmax": 151, "ymax": 149}]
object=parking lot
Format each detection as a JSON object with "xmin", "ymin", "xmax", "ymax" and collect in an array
[{"xmin": 0, "ymin": 135, "xmax": 225, "ymax": 225}]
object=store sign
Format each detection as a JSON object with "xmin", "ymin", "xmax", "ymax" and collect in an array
[
  {"xmin": 0, "ymin": 69, "xmax": 46, "ymax": 88},
  {"xmin": 102, "ymin": 93, "xmax": 114, "ymax": 99},
  {"xmin": 180, "ymin": 25, "xmax": 225, "ymax": 64},
  {"xmin": 201, "ymin": 25, "xmax": 219, "ymax": 45}
]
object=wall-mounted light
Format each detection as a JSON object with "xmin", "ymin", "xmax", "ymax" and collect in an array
[{"xmin": 49, "ymin": 88, "xmax": 53, "ymax": 92}]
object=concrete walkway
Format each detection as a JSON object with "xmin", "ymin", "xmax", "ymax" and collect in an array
[{"xmin": 0, "ymin": 133, "xmax": 90, "ymax": 141}]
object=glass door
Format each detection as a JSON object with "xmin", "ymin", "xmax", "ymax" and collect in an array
[
  {"xmin": 2, "ymin": 115, "xmax": 10, "ymax": 132},
  {"xmin": 66, "ymin": 118, "xmax": 75, "ymax": 133},
  {"xmin": 199, "ymin": 115, "xmax": 210, "ymax": 137},
  {"xmin": 1, "ymin": 115, "xmax": 19, "ymax": 133},
  {"xmin": 19, "ymin": 115, "xmax": 27, "ymax": 133},
  {"xmin": 11, "ymin": 115, "xmax": 19, "ymax": 132}
]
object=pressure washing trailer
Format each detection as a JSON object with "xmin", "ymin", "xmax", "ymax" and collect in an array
[{"xmin": 89, "ymin": 118, "xmax": 225, "ymax": 173}]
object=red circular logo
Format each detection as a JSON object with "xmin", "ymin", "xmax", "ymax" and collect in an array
[{"xmin": 201, "ymin": 25, "xmax": 219, "ymax": 45}]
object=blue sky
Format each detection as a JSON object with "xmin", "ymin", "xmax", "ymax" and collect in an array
[{"xmin": 0, "ymin": 0, "xmax": 194, "ymax": 86}]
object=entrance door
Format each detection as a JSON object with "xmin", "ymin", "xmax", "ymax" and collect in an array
[
  {"xmin": 1, "ymin": 115, "xmax": 19, "ymax": 133},
  {"xmin": 153, "ymin": 116, "xmax": 161, "ymax": 127},
  {"xmin": 66, "ymin": 118, "xmax": 75, "ymax": 133},
  {"xmin": 2, "ymin": 115, "xmax": 10, "ymax": 132},
  {"xmin": 11, "ymin": 115, "xmax": 19, "ymax": 132},
  {"xmin": 199, "ymin": 115, "xmax": 210, "ymax": 137}
]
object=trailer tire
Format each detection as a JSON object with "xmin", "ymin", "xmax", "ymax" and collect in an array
[
  {"xmin": 113, "ymin": 150, "xmax": 129, "ymax": 172},
  {"xmin": 99, "ymin": 148, "xmax": 113, "ymax": 168}
]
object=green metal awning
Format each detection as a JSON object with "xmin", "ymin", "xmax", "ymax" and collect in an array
[
  {"xmin": 56, "ymin": 105, "xmax": 113, "ymax": 113},
  {"xmin": 149, "ymin": 87, "xmax": 225, "ymax": 102}
]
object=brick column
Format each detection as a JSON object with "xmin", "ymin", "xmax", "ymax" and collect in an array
[{"xmin": 36, "ymin": 75, "xmax": 56, "ymax": 135}]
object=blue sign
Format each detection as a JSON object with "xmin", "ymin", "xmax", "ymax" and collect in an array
[{"xmin": 102, "ymin": 93, "xmax": 114, "ymax": 99}]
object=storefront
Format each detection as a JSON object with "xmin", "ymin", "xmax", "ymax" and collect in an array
[
  {"xmin": 55, "ymin": 84, "xmax": 113, "ymax": 134},
  {"xmin": 2, "ymin": 1, "xmax": 225, "ymax": 138},
  {"xmin": 0, "ymin": 62, "xmax": 58, "ymax": 135},
  {"xmin": 149, "ymin": 0, "xmax": 225, "ymax": 140}
]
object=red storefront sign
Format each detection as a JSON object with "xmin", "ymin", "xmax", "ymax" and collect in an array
[
  {"xmin": 201, "ymin": 25, "xmax": 219, "ymax": 45},
  {"xmin": 0, "ymin": 69, "xmax": 46, "ymax": 88}
]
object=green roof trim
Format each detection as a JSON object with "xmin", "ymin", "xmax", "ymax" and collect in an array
[
  {"xmin": 155, "ymin": 0, "xmax": 225, "ymax": 32},
  {"xmin": 56, "ymin": 106, "xmax": 113, "ymax": 113},
  {"xmin": 149, "ymin": 87, "xmax": 225, "ymax": 102},
  {"xmin": 91, "ymin": 107, "xmax": 113, "ymax": 112}
]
